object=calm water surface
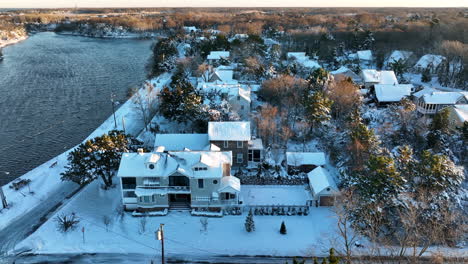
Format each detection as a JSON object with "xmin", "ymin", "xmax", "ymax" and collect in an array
[{"xmin": 0, "ymin": 32, "xmax": 152, "ymax": 185}]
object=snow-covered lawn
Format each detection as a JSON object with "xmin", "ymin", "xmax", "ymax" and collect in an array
[
  {"xmin": 0, "ymin": 73, "xmax": 172, "ymax": 231},
  {"xmin": 17, "ymin": 181, "xmax": 338, "ymax": 257},
  {"xmin": 242, "ymin": 185, "xmax": 312, "ymax": 206}
]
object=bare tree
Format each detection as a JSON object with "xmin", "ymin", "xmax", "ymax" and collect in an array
[
  {"xmin": 133, "ymin": 82, "xmax": 159, "ymax": 131},
  {"xmin": 255, "ymin": 104, "xmax": 278, "ymax": 146},
  {"xmin": 197, "ymin": 63, "xmax": 214, "ymax": 82}
]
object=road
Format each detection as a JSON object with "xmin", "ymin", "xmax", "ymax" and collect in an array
[{"xmin": 0, "ymin": 181, "xmax": 80, "ymax": 255}]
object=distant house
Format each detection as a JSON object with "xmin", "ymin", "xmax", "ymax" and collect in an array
[
  {"xmin": 208, "ymin": 69, "xmax": 238, "ymax": 84},
  {"xmin": 385, "ymin": 50, "xmax": 414, "ymax": 68},
  {"xmin": 286, "ymin": 152, "xmax": 326, "ymax": 175},
  {"xmin": 287, "ymin": 52, "xmax": 321, "ymax": 69},
  {"xmin": 414, "ymin": 54, "xmax": 445, "ymax": 74},
  {"xmin": 183, "ymin": 26, "xmax": 199, "ymax": 34},
  {"xmin": 307, "ymin": 167, "xmax": 338, "ymax": 206},
  {"xmin": 360, "ymin": 69, "xmax": 398, "ymax": 88},
  {"xmin": 374, "ymin": 84, "xmax": 414, "ymax": 104},
  {"xmin": 118, "ymin": 149, "xmax": 241, "ymax": 216},
  {"xmin": 208, "ymin": 121, "xmax": 263, "ymax": 168},
  {"xmin": 198, "ymin": 83, "xmax": 251, "ymax": 120},
  {"xmin": 330, "ymin": 66, "xmax": 362, "ymax": 84},
  {"xmin": 447, "ymin": 105, "xmax": 468, "ymax": 130},
  {"xmin": 207, "ymin": 51, "xmax": 230, "ymax": 64},
  {"xmin": 413, "ymin": 87, "xmax": 468, "ymax": 115},
  {"xmin": 357, "ymin": 50, "xmax": 373, "ymax": 67}
]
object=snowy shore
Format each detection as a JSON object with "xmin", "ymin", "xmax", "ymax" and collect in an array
[{"xmin": 0, "ymin": 35, "xmax": 28, "ymax": 48}]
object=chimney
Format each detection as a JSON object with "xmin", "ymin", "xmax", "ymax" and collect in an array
[
  {"xmin": 155, "ymin": 146, "xmax": 165, "ymax": 153},
  {"xmin": 137, "ymin": 148, "xmax": 144, "ymax": 155}
]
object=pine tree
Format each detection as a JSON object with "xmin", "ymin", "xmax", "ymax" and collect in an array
[
  {"xmin": 417, "ymin": 150, "xmax": 463, "ymax": 193},
  {"xmin": 280, "ymin": 221, "xmax": 287, "ymax": 235},
  {"xmin": 328, "ymin": 248, "xmax": 340, "ymax": 264},
  {"xmin": 245, "ymin": 209, "xmax": 255, "ymax": 232},
  {"xmin": 303, "ymin": 91, "xmax": 333, "ymax": 130},
  {"xmin": 421, "ymin": 66, "xmax": 432, "ymax": 83}
]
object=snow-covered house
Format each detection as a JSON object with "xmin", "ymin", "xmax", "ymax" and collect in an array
[
  {"xmin": 154, "ymin": 134, "xmax": 210, "ymax": 151},
  {"xmin": 414, "ymin": 54, "xmax": 445, "ymax": 74},
  {"xmin": 447, "ymin": 105, "xmax": 468, "ymax": 130},
  {"xmin": 330, "ymin": 66, "xmax": 362, "ymax": 83},
  {"xmin": 385, "ymin": 50, "xmax": 414, "ymax": 68},
  {"xmin": 183, "ymin": 26, "xmax": 199, "ymax": 34},
  {"xmin": 286, "ymin": 152, "xmax": 326, "ymax": 175},
  {"xmin": 208, "ymin": 69, "xmax": 238, "ymax": 84},
  {"xmin": 374, "ymin": 84, "xmax": 414, "ymax": 104},
  {"xmin": 360, "ymin": 69, "xmax": 398, "ymax": 88},
  {"xmin": 198, "ymin": 82, "xmax": 251, "ymax": 120},
  {"xmin": 287, "ymin": 52, "xmax": 321, "ymax": 69},
  {"xmin": 356, "ymin": 50, "xmax": 373, "ymax": 67},
  {"xmin": 118, "ymin": 149, "xmax": 241, "ymax": 215},
  {"xmin": 307, "ymin": 167, "xmax": 338, "ymax": 206},
  {"xmin": 207, "ymin": 51, "xmax": 230, "ymax": 64},
  {"xmin": 208, "ymin": 121, "xmax": 263, "ymax": 168},
  {"xmin": 413, "ymin": 88, "xmax": 468, "ymax": 115}
]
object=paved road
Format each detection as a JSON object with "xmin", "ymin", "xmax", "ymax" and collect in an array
[{"xmin": 0, "ymin": 181, "xmax": 79, "ymax": 255}]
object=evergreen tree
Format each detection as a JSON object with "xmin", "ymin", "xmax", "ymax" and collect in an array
[
  {"xmin": 389, "ymin": 59, "xmax": 408, "ymax": 81},
  {"xmin": 328, "ymin": 248, "xmax": 340, "ymax": 264},
  {"xmin": 313, "ymin": 257, "xmax": 319, "ymax": 264},
  {"xmin": 61, "ymin": 130, "xmax": 139, "ymax": 188},
  {"xmin": 417, "ymin": 150, "xmax": 463, "ymax": 193},
  {"xmin": 395, "ymin": 145, "xmax": 418, "ymax": 184},
  {"xmin": 307, "ymin": 68, "xmax": 330, "ymax": 91},
  {"xmin": 303, "ymin": 91, "xmax": 333, "ymax": 130},
  {"xmin": 280, "ymin": 221, "xmax": 287, "ymax": 235},
  {"xmin": 150, "ymin": 38, "xmax": 177, "ymax": 77},
  {"xmin": 421, "ymin": 67, "xmax": 432, "ymax": 83},
  {"xmin": 245, "ymin": 209, "xmax": 255, "ymax": 232},
  {"xmin": 321, "ymin": 258, "xmax": 328, "ymax": 264},
  {"xmin": 427, "ymin": 108, "xmax": 451, "ymax": 149}
]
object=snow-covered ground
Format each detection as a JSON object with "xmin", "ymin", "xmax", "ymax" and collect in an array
[
  {"xmin": 0, "ymin": 73, "xmax": 172, "ymax": 232},
  {"xmin": 0, "ymin": 35, "xmax": 28, "ymax": 48},
  {"xmin": 242, "ymin": 185, "xmax": 312, "ymax": 206},
  {"xmin": 17, "ymin": 180, "xmax": 338, "ymax": 257}
]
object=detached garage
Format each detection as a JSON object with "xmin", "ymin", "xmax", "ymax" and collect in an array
[{"xmin": 307, "ymin": 167, "xmax": 338, "ymax": 206}]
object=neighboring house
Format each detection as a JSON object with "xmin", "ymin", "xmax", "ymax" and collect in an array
[
  {"xmin": 385, "ymin": 50, "xmax": 414, "ymax": 68},
  {"xmin": 198, "ymin": 83, "xmax": 251, "ymax": 120},
  {"xmin": 414, "ymin": 54, "xmax": 445, "ymax": 74},
  {"xmin": 208, "ymin": 121, "xmax": 263, "ymax": 168},
  {"xmin": 286, "ymin": 152, "xmax": 326, "ymax": 175},
  {"xmin": 154, "ymin": 134, "xmax": 210, "ymax": 151},
  {"xmin": 118, "ymin": 148, "xmax": 241, "ymax": 216},
  {"xmin": 330, "ymin": 66, "xmax": 362, "ymax": 84},
  {"xmin": 307, "ymin": 167, "xmax": 338, "ymax": 206},
  {"xmin": 183, "ymin": 26, "xmax": 199, "ymax": 34},
  {"xmin": 447, "ymin": 105, "xmax": 468, "ymax": 130},
  {"xmin": 374, "ymin": 84, "xmax": 414, "ymax": 104},
  {"xmin": 357, "ymin": 50, "xmax": 373, "ymax": 68},
  {"xmin": 360, "ymin": 69, "xmax": 398, "ymax": 88},
  {"xmin": 207, "ymin": 51, "xmax": 230, "ymax": 64},
  {"xmin": 208, "ymin": 69, "xmax": 238, "ymax": 84},
  {"xmin": 413, "ymin": 88, "xmax": 468, "ymax": 115},
  {"xmin": 287, "ymin": 52, "xmax": 321, "ymax": 69}
]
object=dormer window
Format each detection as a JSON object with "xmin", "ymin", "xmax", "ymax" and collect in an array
[{"xmin": 194, "ymin": 167, "xmax": 208, "ymax": 171}]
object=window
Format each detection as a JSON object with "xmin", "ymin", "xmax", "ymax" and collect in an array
[
  {"xmin": 194, "ymin": 167, "xmax": 208, "ymax": 171},
  {"xmin": 213, "ymin": 180, "xmax": 218, "ymax": 184},
  {"xmin": 224, "ymin": 141, "xmax": 229, "ymax": 148},
  {"xmin": 198, "ymin": 179, "xmax": 204, "ymax": 189},
  {"xmin": 237, "ymin": 153, "xmax": 243, "ymax": 164},
  {"xmin": 121, "ymin": 177, "xmax": 136, "ymax": 189},
  {"xmin": 248, "ymin": 150, "xmax": 261, "ymax": 162},
  {"xmin": 237, "ymin": 141, "xmax": 243, "ymax": 148},
  {"xmin": 224, "ymin": 193, "xmax": 236, "ymax": 200},
  {"xmin": 241, "ymin": 105, "xmax": 244, "ymax": 110},
  {"xmin": 143, "ymin": 196, "xmax": 150, "ymax": 203},
  {"xmin": 143, "ymin": 177, "xmax": 160, "ymax": 186},
  {"xmin": 237, "ymin": 95, "xmax": 240, "ymax": 101},
  {"xmin": 149, "ymin": 164, "xmax": 155, "ymax": 170},
  {"xmin": 123, "ymin": 191, "xmax": 136, "ymax": 197}
]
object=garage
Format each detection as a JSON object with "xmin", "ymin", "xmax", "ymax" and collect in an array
[
  {"xmin": 307, "ymin": 167, "xmax": 339, "ymax": 207},
  {"xmin": 319, "ymin": 195, "xmax": 335, "ymax": 206}
]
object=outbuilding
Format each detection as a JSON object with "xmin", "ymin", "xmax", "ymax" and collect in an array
[{"xmin": 307, "ymin": 167, "xmax": 338, "ymax": 206}]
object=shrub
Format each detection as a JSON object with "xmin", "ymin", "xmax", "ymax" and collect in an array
[
  {"xmin": 280, "ymin": 221, "xmax": 287, "ymax": 235},
  {"xmin": 55, "ymin": 213, "xmax": 80, "ymax": 233}
]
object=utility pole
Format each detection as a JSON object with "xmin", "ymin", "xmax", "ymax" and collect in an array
[
  {"xmin": 157, "ymin": 224, "xmax": 165, "ymax": 264},
  {"xmin": 0, "ymin": 186, "xmax": 7, "ymax": 209}
]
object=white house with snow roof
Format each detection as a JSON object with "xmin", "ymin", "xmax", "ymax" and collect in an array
[
  {"xmin": 154, "ymin": 134, "xmax": 210, "ymax": 151},
  {"xmin": 198, "ymin": 82, "xmax": 251, "ymax": 120},
  {"xmin": 374, "ymin": 84, "xmax": 414, "ymax": 104},
  {"xmin": 330, "ymin": 66, "xmax": 362, "ymax": 83},
  {"xmin": 413, "ymin": 88, "xmax": 468, "ymax": 115},
  {"xmin": 360, "ymin": 69, "xmax": 399, "ymax": 88},
  {"xmin": 118, "ymin": 148, "xmax": 241, "ymax": 216},
  {"xmin": 307, "ymin": 167, "xmax": 338, "ymax": 206},
  {"xmin": 385, "ymin": 50, "xmax": 414, "ymax": 68},
  {"xmin": 414, "ymin": 54, "xmax": 445, "ymax": 74},
  {"xmin": 208, "ymin": 121, "xmax": 263, "ymax": 168},
  {"xmin": 207, "ymin": 51, "xmax": 230, "ymax": 64},
  {"xmin": 287, "ymin": 52, "xmax": 321, "ymax": 69},
  {"xmin": 286, "ymin": 152, "xmax": 326, "ymax": 174}
]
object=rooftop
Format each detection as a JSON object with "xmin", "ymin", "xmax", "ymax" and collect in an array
[
  {"xmin": 154, "ymin": 134, "xmax": 209, "ymax": 151},
  {"xmin": 286, "ymin": 152, "xmax": 326, "ymax": 166},
  {"xmin": 307, "ymin": 167, "xmax": 337, "ymax": 195},
  {"xmin": 208, "ymin": 121, "xmax": 251, "ymax": 141},
  {"xmin": 375, "ymin": 84, "xmax": 413, "ymax": 102}
]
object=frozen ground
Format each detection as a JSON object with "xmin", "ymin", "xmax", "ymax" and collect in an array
[{"xmin": 16, "ymin": 181, "xmax": 338, "ymax": 257}]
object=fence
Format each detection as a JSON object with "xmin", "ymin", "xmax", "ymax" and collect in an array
[{"xmin": 244, "ymin": 205, "xmax": 310, "ymax": 216}]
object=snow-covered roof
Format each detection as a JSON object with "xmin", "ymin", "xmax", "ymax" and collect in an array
[
  {"xmin": 361, "ymin": 69, "xmax": 398, "ymax": 85},
  {"xmin": 331, "ymin": 66, "xmax": 362, "ymax": 82},
  {"xmin": 208, "ymin": 121, "xmax": 251, "ymax": 141},
  {"xmin": 412, "ymin": 87, "xmax": 439, "ymax": 98},
  {"xmin": 307, "ymin": 167, "xmax": 337, "ymax": 195},
  {"xmin": 422, "ymin": 92, "xmax": 467, "ymax": 105},
  {"xmin": 154, "ymin": 134, "xmax": 209, "ymax": 151},
  {"xmin": 248, "ymin": 138, "xmax": 263, "ymax": 150},
  {"xmin": 387, "ymin": 50, "xmax": 413, "ymax": 64},
  {"xmin": 357, "ymin": 50, "xmax": 372, "ymax": 61},
  {"xmin": 452, "ymin": 105, "xmax": 468, "ymax": 123},
  {"xmin": 218, "ymin": 176, "xmax": 241, "ymax": 193},
  {"xmin": 183, "ymin": 26, "xmax": 198, "ymax": 32},
  {"xmin": 374, "ymin": 84, "xmax": 413, "ymax": 102},
  {"xmin": 210, "ymin": 69, "xmax": 237, "ymax": 84},
  {"xmin": 415, "ymin": 54, "xmax": 445, "ymax": 69},
  {"xmin": 207, "ymin": 51, "xmax": 230, "ymax": 60},
  {"xmin": 287, "ymin": 52, "xmax": 307, "ymax": 59},
  {"xmin": 287, "ymin": 52, "xmax": 320, "ymax": 69},
  {"xmin": 286, "ymin": 152, "xmax": 326, "ymax": 166},
  {"xmin": 117, "ymin": 151, "xmax": 232, "ymax": 179}
]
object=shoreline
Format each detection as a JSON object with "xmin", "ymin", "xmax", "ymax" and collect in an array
[{"xmin": 0, "ymin": 35, "xmax": 28, "ymax": 49}]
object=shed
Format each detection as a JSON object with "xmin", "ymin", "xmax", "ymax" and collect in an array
[
  {"xmin": 307, "ymin": 167, "xmax": 338, "ymax": 206},
  {"xmin": 286, "ymin": 152, "xmax": 326, "ymax": 174}
]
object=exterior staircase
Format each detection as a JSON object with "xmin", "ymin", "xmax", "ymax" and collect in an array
[{"xmin": 169, "ymin": 202, "xmax": 191, "ymax": 211}]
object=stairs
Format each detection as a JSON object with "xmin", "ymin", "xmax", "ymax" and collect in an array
[{"xmin": 169, "ymin": 202, "xmax": 191, "ymax": 211}]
